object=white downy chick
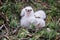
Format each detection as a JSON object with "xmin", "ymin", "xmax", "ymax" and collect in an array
[
  {"xmin": 36, "ymin": 19, "xmax": 45, "ymax": 28},
  {"xmin": 20, "ymin": 6, "xmax": 35, "ymax": 29},
  {"xmin": 33, "ymin": 10, "xmax": 46, "ymax": 30},
  {"xmin": 33, "ymin": 18, "xmax": 45, "ymax": 29},
  {"xmin": 28, "ymin": 14, "xmax": 45, "ymax": 29},
  {"xmin": 20, "ymin": 6, "xmax": 46, "ymax": 30},
  {"xmin": 34, "ymin": 10, "xmax": 46, "ymax": 20},
  {"xmin": 29, "ymin": 17, "xmax": 45, "ymax": 31}
]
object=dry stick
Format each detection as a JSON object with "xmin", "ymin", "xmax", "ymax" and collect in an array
[
  {"xmin": 0, "ymin": 35, "xmax": 3, "ymax": 39},
  {"xmin": 3, "ymin": 24, "xmax": 9, "ymax": 36},
  {"xmin": 0, "ymin": 12, "xmax": 10, "ymax": 40},
  {"xmin": 0, "ymin": 24, "xmax": 9, "ymax": 40},
  {"xmin": 12, "ymin": 27, "xmax": 21, "ymax": 35},
  {"xmin": 0, "ymin": 13, "xmax": 9, "ymax": 35},
  {"xmin": 0, "ymin": 24, "xmax": 4, "ymax": 30},
  {"xmin": 0, "ymin": 13, "xmax": 10, "ymax": 40},
  {"xmin": 3, "ymin": 35, "xmax": 10, "ymax": 40},
  {"xmin": 0, "ymin": 35, "xmax": 10, "ymax": 40},
  {"xmin": 0, "ymin": 0, "xmax": 2, "ymax": 6}
]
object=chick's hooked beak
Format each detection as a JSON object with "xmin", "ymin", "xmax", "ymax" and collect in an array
[{"xmin": 26, "ymin": 9, "xmax": 32, "ymax": 16}]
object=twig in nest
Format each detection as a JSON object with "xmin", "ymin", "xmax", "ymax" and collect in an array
[
  {"xmin": 3, "ymin": 35, "xmax": 10, "ymax": 40},
  {"xmin": 0, "ymin": 35, "xmax": 10, "ymax": 40},
  {"xmin": 11, "ymin": 27, "xmax": 20, "ymax": 35},
  {"xmin": 0, "ymin": 24, "xmax": 4, "ymax": 30},
  {"xmin": 0, "ymin": 12, "xmax": 9, "ymax": 35},
  {"xmin": 0, "ymin": 0, "xmax": 2, "ymax": 6},
  {"xmin": 21, "ymin": 38, "xmax": 29, "ymax": 40},
  {"xmin": 55, "ymin": 34, "xmax": 60, "ymax": 40},
  {"xmin": 0, "ymin": 35, "xmax": 3, "ymax": 39},
  {"xmin": 26, "ymin": 34, "xmax": 33, "ymax": 38},
  {"xmin": 3, "ymin": 24, "xmax": 9, "ymax": 36}
]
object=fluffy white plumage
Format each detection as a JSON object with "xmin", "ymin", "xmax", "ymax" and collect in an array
[
  {"xmin": 36, "ymin": 19, "xmax": 45, "ymax": 27},
  {"xmin": 20, "ymin": 16, "xmax": 32, "ymax": 28},
  {"xmin": 20, "ymin": 6, "xmax": 46, "ymax": 29},
  {"xmin": 31, "ymin": 18, "xmax": 45, "ymax": 29},
  {"xmin": 20, "ymin": 6, "xmax": 35, "ymax": 28},
  {"xmin": 34, "ymin": 10, "xmax": 46, "ymax": 19}
]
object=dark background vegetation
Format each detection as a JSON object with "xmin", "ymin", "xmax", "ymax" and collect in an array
[{"xmin": 0, "ymin": 0, "xmax": 60, "ymax": 40}]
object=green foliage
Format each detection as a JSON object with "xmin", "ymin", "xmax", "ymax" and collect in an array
[
  {"xmin": 18, "ymin": 29, "xmax": 29, "ymax": 38},
  {"xmin": 30, "ymin": 24, "xmax": 35, "ymax": 29},
  {"xmin": 41, "ymin": 0, "xmax": 56, "ymax": 5},
  {"xmin": 47, "ymin": 22, "xmax": 57, "ymax": 29},
  {"xmin": 0, "ymin": 19, "xmax": 4, "ymax": 25},
  {"xmin": 10, "ymin": 20, "xmax": 18, "ymax": 27}
]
